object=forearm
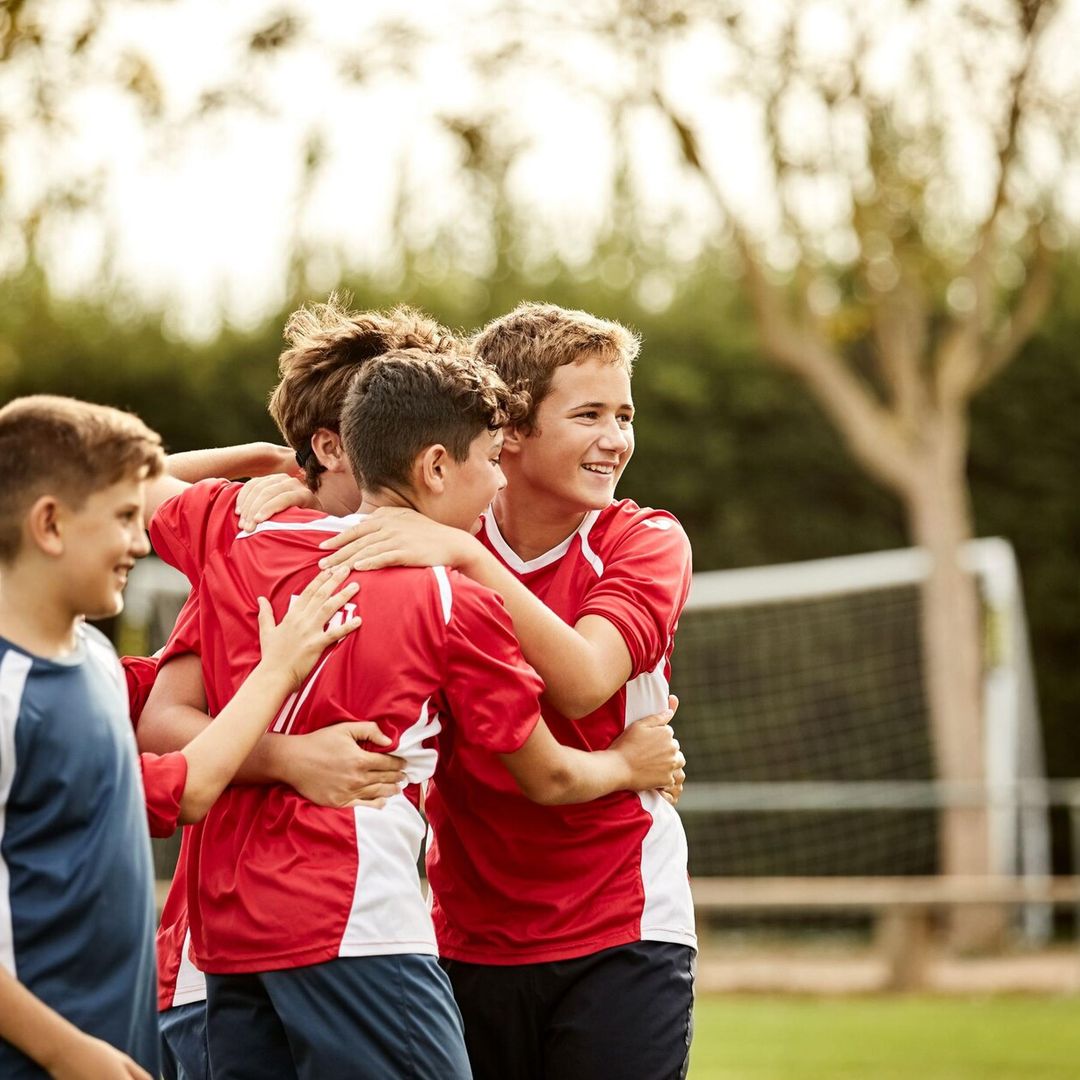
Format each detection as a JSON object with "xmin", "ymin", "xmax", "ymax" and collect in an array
[
  {"xmin": 501, "ymin": 723, "xmax": 632, "ymax": 805},
  {"xmin": 137, "ymin": 699, "xmax": 291, "ymax": 785},
  {"xmin": 166, "ymin": 443, "xmax": 292, "ymax": 484},
  {"xmin": 460, "ymin": 544, "xmax": 627, "ymax": 718},
  {"xmin": 531, "ymin": 747, "xmax": 633, "ymax": 805},
  {"xmin": 178, "ymin": 662, "xmax": 296, "ymax": 821},
  {"xmin": 0, "ymin": 968, "xmax": 84, "ymax": 1072}
]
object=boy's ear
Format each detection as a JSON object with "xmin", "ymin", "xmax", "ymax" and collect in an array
[
  {"xmin": 25, "ymin": 495, "xmax": 65, "ymax": 557},
  {"xmin": 414, "ymin": 444, "xmax": 449, "ymax": 494},
  {"xmin": 311, "ymin": 428, "xmax": 348, "ymax": 474},
  {"xmin": 500, "ymin": 426, "xmax": 525, "ymax": 457}
]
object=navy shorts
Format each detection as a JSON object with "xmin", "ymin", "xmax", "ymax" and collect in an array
[
  {"xmin": 205, "ymin": 953, "xmax": 471, "ymax": 1080},
  {"xmin": 441, "ymin": 940, "xmax": 695, "ymax": 1080},
  {"xmin": 159, "ymin": 1000, "xmax": 210, "ymax": 1080}
]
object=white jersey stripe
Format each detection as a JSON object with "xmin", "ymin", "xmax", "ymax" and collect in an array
[
  {"xmin": 281, "ymin": 651, "xmax": 335, "ymax": 735},
  {"xmin": 394, "ymin": 697, "xmax": 442, "ymax": 785},
  {"xmin": 432, "ymin": 566, "xmax": 453, "ymax": 625},
  {"xmin": 482, "ymin": 510, "xmax": 602, "ymax": 575},
  {"xmin": 169, "ymin": 928, "xmax": 207, "ymax": 1008},
  {"xmin": 623, "ymin": 657, "xmax": 697, "ymax": 951},
  {"xmin": 236, "ymin": 513, "xmax": 366, "ymax": 540},
  {"xmin": 0, "ymin": 650, "xmax": 32, "ymax": 977}
]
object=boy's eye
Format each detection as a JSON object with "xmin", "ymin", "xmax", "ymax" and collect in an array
[
  {"xmin": 576, "ymin": 411, "xmax": 599, "ymax": 420},
  {"xmin": 618, "ymin": 414, "xmax": 634, "ymax": 425}
]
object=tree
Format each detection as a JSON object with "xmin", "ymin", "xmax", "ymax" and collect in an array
[{"xmin": 553, "ymin": 0, "xmax": 1075, "ymax": 945}]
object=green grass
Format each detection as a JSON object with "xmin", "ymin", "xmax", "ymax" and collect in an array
[{"xmin": 689, "ymin": 995, "xmax": 1080, "ymax": 1079}]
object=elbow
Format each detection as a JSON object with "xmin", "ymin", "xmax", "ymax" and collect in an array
[
  {"xmin": 177, "ymin": 790, "xmax": 212, "ymax": 825},
  {"xmin": 546, "ymin": 688, "xmax": 605, "ymax": 722},
  {"xmin": 176, "ymin": 768, "xmax": 229, "ymax": 824},
  {"xmin": 517, "ymin": 766, "xmax": 575, "ymax": 806}
]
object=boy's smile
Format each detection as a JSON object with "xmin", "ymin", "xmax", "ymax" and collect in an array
[
  {"xmin": 60, "ymin": 475, "xmax": 151, "ymax": 619},
  {"xmin": 502, "ymin": 354, "xmax": 635, "ymax": 521}
]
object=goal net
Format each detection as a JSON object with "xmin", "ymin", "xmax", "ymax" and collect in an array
[{"xmin": 671, "ymin": 538, "xmax": 1049, "ymax": 935}]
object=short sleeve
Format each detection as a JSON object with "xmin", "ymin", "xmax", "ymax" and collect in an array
[
  {"xmin": 442, "ymin": 575, "xmax": 544, "ymax": 754},
  {"xmin": 158, "ymin": 590, "xmax": 202, "ymax": 666},
  {"xmin": 140, "ymin": 751, "xmax": 189, "ymax": 838},
  {"xmin": 149, "ymin": 479, "xmax": 243, "ymax": 587},
  {"xmin": 121, "ymin": 655, "xmax": 160, "ymax": 729},
  {"xmin": 575, "ymin": 513, "xmax": 692, "ymax": 679}
]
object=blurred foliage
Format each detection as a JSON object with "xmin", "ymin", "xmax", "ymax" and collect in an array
[{"xmin": 1, "ymin": 254, "xmax": 1074, "ymax": 756}]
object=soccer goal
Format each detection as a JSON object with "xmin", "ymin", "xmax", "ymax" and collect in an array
[{"xmin": 671, "ymin": 538, "xmax": 1052, "ymax": 940}]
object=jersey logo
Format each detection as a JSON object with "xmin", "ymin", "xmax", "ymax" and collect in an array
[{"xmin": 642, "ymin": 517, "xmax": 674, "ymax": 531}]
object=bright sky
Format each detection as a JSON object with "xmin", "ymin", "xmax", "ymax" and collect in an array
[{"xmin": 4, "ymin": 0, "xmax": 1079, "ymax": 337}]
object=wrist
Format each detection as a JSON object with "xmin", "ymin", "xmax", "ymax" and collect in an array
[
  {"xmin": 34, "ymin": 1017, "xmax": 82, "ymax": 1072},
  {"xmin": 601, "ymin": 747, "xmax": 634, "ymax": 791},
  {"xmin": 456, "ymin": 535, "xmax": 490, "ymax": 575}
]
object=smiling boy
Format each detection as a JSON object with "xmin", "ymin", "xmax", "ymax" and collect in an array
[
  {"xmin": 320, "ymin": 304, "xmax": 697, "ymax": 1080},
  {"xmin": 0, "ymin": 396, "xmax": 164, "ymax": 1079}
]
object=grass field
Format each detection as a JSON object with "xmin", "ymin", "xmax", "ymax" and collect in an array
[{"xmin": 689, "ymin": 995, "xmax": 1080, "ymax": 1079}]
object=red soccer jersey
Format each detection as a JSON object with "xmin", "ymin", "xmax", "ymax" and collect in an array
[
  {"xmin": 426, "ymin": 499, "xmax": 697, "ymax": 964},
  {"xmin": 149, "ymin": 479, "xmax": 543, "ymax": 975},
  {"xmin": 143, "ymin": 591, "xmax": 209, "ymax": 1010}
]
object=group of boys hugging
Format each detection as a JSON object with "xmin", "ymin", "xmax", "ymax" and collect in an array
[{"xmin": 0, "ymin": 300, "xmax": 697, "ymax": 1080}]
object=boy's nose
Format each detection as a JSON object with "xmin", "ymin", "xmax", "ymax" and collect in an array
[
  {"xmin": 598, "ymin": 421, "xmax": 630, "ymax": 453},
  {"xmin": 131, "ymin": 529, "xmax": 151, "ymax": 558}
]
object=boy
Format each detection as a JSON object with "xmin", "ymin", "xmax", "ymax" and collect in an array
[
  {"xmin": 142, "ymin": 349, "xmax": 681, "ymax": 1080},
  {"xmin": 319, "ymin": 303, "xmax": 696, "ymax": 1079},
  {"xmin": 0, "ymin": 397, "xmax": 364, "ymax": 1079},
  {"xmin": 138, "ymin": 300, "xmax": 452, "ymax": 1079}
]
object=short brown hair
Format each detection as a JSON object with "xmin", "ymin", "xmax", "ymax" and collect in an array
[
  {"xmin": 340, "ymin": 349, "xmax": 528, "ymax": 493},
  {"xmin": 471, "ymin": 302, "xmax": 639, "ymax": 431},
  {"xmin": 0, "ymin": 395, "xmax": 164, "ymax": 563},
  {"xmin": 269, "ymin": 294, "xmax": 462, "ymax": 490}
]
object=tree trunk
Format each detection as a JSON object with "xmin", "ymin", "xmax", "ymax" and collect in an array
[{"xmin": 902, "ymin": 416, "xmax": 1004, "ymax": 950}]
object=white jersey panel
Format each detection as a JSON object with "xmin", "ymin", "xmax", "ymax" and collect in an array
[
  {"xmin": 170, "ymin": 928, "xmax": 207, "ymax": 1008},
  {"xmin": 339, "ymin": 794, "xmax": 438, "ymax": 958},
  {"xmin": 624, "ymin": 657, "xmax": 697, "ymax": 951},
  {"xmin": 0, "ymin": 650, "xmax": 32, "ymax": 977}
]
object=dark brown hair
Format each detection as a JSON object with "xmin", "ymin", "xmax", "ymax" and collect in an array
[{"xmin": 340, "ymin": 349, "xmax": 528, "ymax": 492}]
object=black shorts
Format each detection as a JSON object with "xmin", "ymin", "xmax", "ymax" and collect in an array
[{"xmin": 441, "ymin": 941, "xmax": 695, "ymax": 1080}]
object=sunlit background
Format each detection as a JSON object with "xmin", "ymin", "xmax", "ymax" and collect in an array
[{"xmin": 4, "ymin": 1, "xmax": 1080, "ymax": 1073}]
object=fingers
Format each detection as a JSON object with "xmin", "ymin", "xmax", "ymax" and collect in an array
[
  {"xmin": 318, "ymin": 521, "xmax": 376, "ymax": 552},
  {"xmin": 293, "ymin": 566, "xmax": 358, "ymax": 620},
  {"xmin": 238, "ymin": 475, "xmax": 302, "ymax": 531},
  {"xmin": 637, "ymin": 710, "xmax": 675, "ymax": 728},
  {"xmin": 255, "ymin": 596, "xmax": 273, "ymax": 637},
  {"xmin": 343, "ymin": 721, "xmax": 394, "ymax": 747},
  {"xmin": 667, "ymin": 693, "xmax": 679, "ymax": 715},
  {"xmin": 346, "ymin": 797, "xmax": 388, "ymax": 810}
]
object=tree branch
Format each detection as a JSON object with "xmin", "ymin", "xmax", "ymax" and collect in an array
[
  {"xmin": 972, "ymin": 235, "xmax": 1055, "ymax": 391},
  {"xmin": 652, "ymin": 89, "xmax": 917, "ymax": 495}
]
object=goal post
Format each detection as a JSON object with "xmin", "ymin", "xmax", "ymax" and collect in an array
[{"xmin": 672, "ymin": 538, "xmax": 1051, "ymax": 941}]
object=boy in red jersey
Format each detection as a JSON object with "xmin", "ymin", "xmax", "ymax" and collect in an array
[
  {"xmin": 317, "ymin": 303, "xmax": 696, "ymax": 1080},
  {"xmin": 142, "ymin": 348, "xmax": 681, "ymax": 1080},
  {"xmin": 136, "ymin": 301, "xmax": 446, "ymax": 1080}
]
